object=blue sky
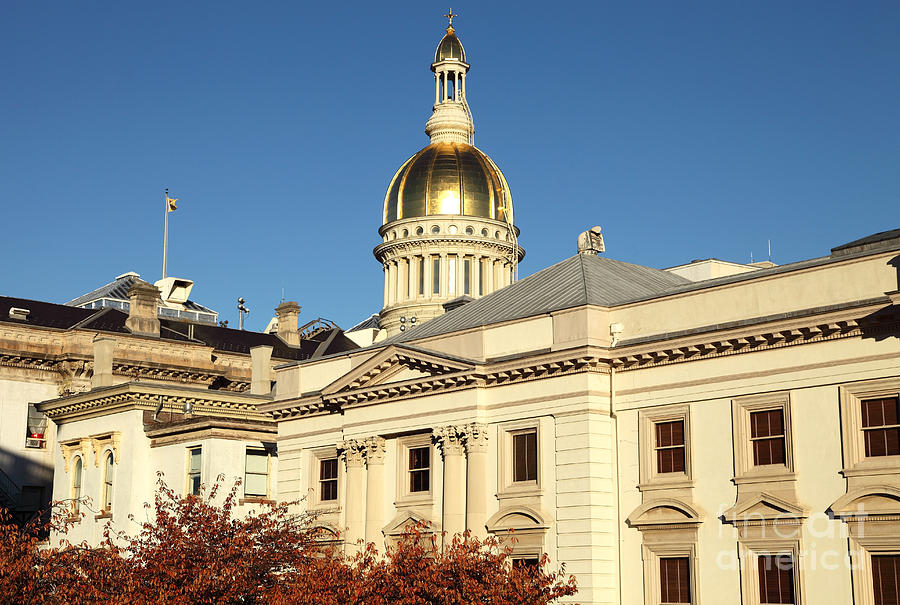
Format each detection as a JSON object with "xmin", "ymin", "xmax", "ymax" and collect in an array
[{"xmin": 2, "ymin": 1, "xmax": 898, "ymax": 331}]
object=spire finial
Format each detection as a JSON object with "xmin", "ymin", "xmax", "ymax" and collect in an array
[{"xmin": 444, "ymin": 8, "xmax": 458, "ymax": 32}]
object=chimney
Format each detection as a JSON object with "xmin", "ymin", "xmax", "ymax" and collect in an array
[
  {"xmin": 275, "ymin": 301, "xmax": 301, "ymax": 347},
  {"xmin": 125, "ymin": 280, "xmax": 161, "ymax": 337},
  {"xmin": 92, "ymin": 336, "xmax": 115, "ymax": 388},
  {"xmin": 250, "ymin": 345, "xmax": 273, "ymax": 395}
]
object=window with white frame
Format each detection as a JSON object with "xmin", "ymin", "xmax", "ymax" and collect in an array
[
  {"xmin": 642, "ymin": 543, "xmax": 699, "ymax": 605},
  {"xmin": 101, "ymin": 451, "xmax": 114, "ymax": 512},
  {"xmin": 732, "ymin": 392, "xmax": 795, "ymax": 481},
  {"xmin": 244, "ymin": 448, "xmax": 269, "ymax": 498},
  {"xmin": 309, "ymin": 448, "xmax": 340, "ymax": 508},
  {"xmin": 839, "ymin": 378, "xmax": 900, "ymax": 477},
  {"xmin": 187, "ymin": 446, "xmax": 202, "ymax": 495},
  {"xmin": 396, "ymin": 435, "xmax": 433, "ymax": 504},
  {"xmin": 25, "ymin": 404, "xmax": 47, "ymax": 449},
  {"xmin": 498, "ymin": 420, "xmax": 543, "ymax": 499},
  {"xmin": 738, "ymin": 541, "xmax": 802, "ymax": 605},
  {"xmin": 71, "ymin": 455, "xmax": 83, "ymax": 514},
  {"xmin": 638, "ymin": 404, "xmax": 693, "ymax": 489}
]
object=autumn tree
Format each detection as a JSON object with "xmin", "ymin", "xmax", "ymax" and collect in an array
[{"xmin": 0, "ymin": 476, "xmax": 576, "ymax": 604}]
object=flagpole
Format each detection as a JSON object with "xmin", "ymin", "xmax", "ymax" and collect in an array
[{"xmin": 163, "ymin": 188, "xmax": 169, "ymax": 279}]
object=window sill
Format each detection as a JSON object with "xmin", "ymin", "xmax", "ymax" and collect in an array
[
  {"xmin": 638, "ymin": 478, "xmax": 694, "ymax": 492},
  {"xmin": 733, "ymin": 468, "xmax": 796, "ymax": 485},
  {"xmin": 239, "ymin": 497, "xmax": 274, "ymax": 506},
  {"xmin": 841, "ymin": 459, "xmax": 900, "ymax": 478},
  {"xmin": 396, "ymin": 493, "xmax": 433, "ymax": 508},
  {"xmin": 498, "ymin": 483, "xmax": 543, "ymax": 500},
  {"xmin": 95, "ymin": 511, "xmax": 112, "ymax": 520}
]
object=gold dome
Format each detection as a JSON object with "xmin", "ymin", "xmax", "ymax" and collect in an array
[
  {"xmin": 383, "ymin": 142, "xmax": 513, "ymax": 225},
  {"xmin": 434, "ymin": 30, "xmax": 466, "ymax": 63}
]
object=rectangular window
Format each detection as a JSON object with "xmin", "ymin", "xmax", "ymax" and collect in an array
[
  {"xmin": 408, "ymin": 446, "xmax": 430, "ymax": 493},
  {"xmin": 479, "ymin": 259, "xmax": 485, "ymax": 295},
  {"xmin": 655, "ymin": 420, "xmax": 686, "ymax": 474},
  {"xmin": 418, "ymin": 257, "xmax": 425, "ymax": 296},
  {"xmin": 513, "ymin": 430, "xmax": 538, "ymax": 483},
  {"xmin": 432, "ymin": 257, "xmax": 441, "ymax": 294},
  {"xmin": 319, "ymin": 458, "xmax": 338, "ymax": 502},
  {"xmin": 187, "ymin": 447, "xmax": 202, "ymax": 495},
  {"xmin": 448, "ymin": 256, "xmax": 457, "ymax": 295},
  {"xmin": 659, "ymin": 557, "xmax": 691, "ymax": 604},
  {"xmin": 872, "ymin": 554, "xmax": 900, "ymax": 605},
  {"xmin": 463, "ymin": 259, "xmax": 471, "ymax": 295},
  {"xmin": 757, "ymin": 555, "xmax": 795, "ymax": 604},
  {"xmin": 751, "ymin": 409, "xmax": 787, "ymax": 466},
  {"xmin": 25, "ymin": 404, "xmax": 48, "ymax": 449},
  {"xmin": 244, "ymin": 448, "xmax": 268, "ymax": 498},
  {"xmin": 862, "ymin": 397, "xmax": 900, "ymax": 458}
]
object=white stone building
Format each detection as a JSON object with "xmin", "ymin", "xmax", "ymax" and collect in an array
[{"xmin": 25, "ymin": 16, "xmax": 900, "ymax": 605}]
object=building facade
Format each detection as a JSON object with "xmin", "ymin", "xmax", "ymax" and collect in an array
[{"xmin": 23, "ymin": 16, "xmax": 900, "ymax": 605}]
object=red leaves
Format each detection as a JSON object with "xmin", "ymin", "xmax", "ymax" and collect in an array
[{"xmin": 0, "ymin": 478, "xmax": 576, "ymax": 604}]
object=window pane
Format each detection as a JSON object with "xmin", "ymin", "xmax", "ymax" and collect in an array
[
  {"xmin": 320, "ymin": 458, "xmax": 338, "ymax": 480},
  {"xmin": 409, "ymin": 447, "xmax": 429, "ymax": 470},
  {"xmin": 751, "ymin": 409, "xmax": 784, "ymax": 439},
  {"xmin": 513, "ymin": 431, "xmax": 537, "ymax": 482},
  {"xmin": 464, "ymin": 259, "xmax": 471, "ymax": 295},
  {"xmin": 433, "ymin": 257, "xmax": 441, "ymax": 294},
  {"xmin": 758, "ymin": 555, "xmax": 795, "ymax": 604},
  {"xmin": 245, "ymin": 450, "xmax": 268, "ymax": 473},
  {"xmin": 104, "ymin": 453, "xmax": 114, "ymax": 509},
  {"xmin": 753, "ymin": 437, "xmax": 786, "ymax": 466},
  {"xmin": 862, "ymin": 398, "xmax": 899, "ymax": 428},
  {"xmin": 244, "ymin": 474, "xmax": 267, "ymax": 497},
  {"xmin": 872, "ymin": 554, "xmax": 900, "ymax": 605},
  {"xmin": 190, "ymin": 448, "xmax": 202, "ymax": 472},
  {"xmin": 657, "ymin": 447, "xmax": 685, "ymax": 474},
  {"xmin": 656, "ymin": 420, "xmax": 684, "ymax": 448},
  {"xmin": 418, "ymin": 257, "xmax": 425, "ymax": 295},
  {"xmin": 659, "ymin": 557, "xmax": 691, "ymax": 603}
]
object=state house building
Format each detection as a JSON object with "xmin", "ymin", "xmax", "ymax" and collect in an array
[{"xmin": 12, "ymin": 16, "xmax": 900, "ymax": 605}]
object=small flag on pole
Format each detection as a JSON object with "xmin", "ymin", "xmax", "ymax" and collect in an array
[{"xmin": 166, "ymin": 195, "xmax": 179, "ymax": 212}]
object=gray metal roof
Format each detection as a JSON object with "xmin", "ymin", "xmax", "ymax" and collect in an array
[
  {"xmin": 391, "ymin": 254, "xmax": 691, "ymax": 342},
  {"xmin": 346, "ymin": 314, "xmax": 381, "ymax": 332}
]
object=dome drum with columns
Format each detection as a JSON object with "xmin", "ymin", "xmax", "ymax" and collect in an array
[{"xmin": 375, "ymin": 17, "xmax": 524, "ymax": 337}]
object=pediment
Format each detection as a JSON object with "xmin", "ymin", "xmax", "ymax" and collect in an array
[
  {"xmin": 626, "ymin": 498, "xmax": 703, "ymax": 529},
  {"xmin": 486, "ymin": 505, "xmax": 550, "ymax": 532},
  {"xmin": 322, "ymin": 345, "xmax": 475, "ymax": 396},
  {"xmin": 831, "ymin": 485, "xmax": 900, "ymax": 518},
  {"xmin": 723, "ymin": 492, "xmax": 806, "ymax": 523},
  {"xmin": 383, "ymin": 509, "xmax": 435, "ymax": 536}
]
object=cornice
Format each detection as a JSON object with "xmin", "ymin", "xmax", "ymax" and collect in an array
[
  {"xmin": 374, "ymin": 238, "xmax": 519, "ymax": 259},
  {"xmin": 38, "ymin": 382, "xmax": 271, "ymax": 424}
]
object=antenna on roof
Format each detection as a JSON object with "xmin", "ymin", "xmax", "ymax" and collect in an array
[
  {"xmin": 768, "ymin": 239, "xmax": 772, "ymax": 262},
  {"xmin": 281, "ymin": 281, "xmax": 285, "ymax": 304},
  {"xmin": 237, "ymin": 297, "xmax": 250, "ymax": 330}
]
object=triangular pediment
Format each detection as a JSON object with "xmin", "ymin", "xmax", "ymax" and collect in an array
[
  {"xmin": 322, "ymin": 345, "xmax": 475, "ymax": 397},
  {"xmin": 723, "ymin": 492, "xmax": 806, "ymax": 523}
]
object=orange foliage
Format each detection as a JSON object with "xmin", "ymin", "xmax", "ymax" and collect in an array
[{"xmin": 0, "ymin": 475, "xmax": 576, "ymax": 604}]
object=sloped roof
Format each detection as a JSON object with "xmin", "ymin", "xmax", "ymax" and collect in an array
[
  {"xmin": 66, "ymin": 274, "xmax": 215, "ymax": 314},
  {"xmin": 347, "ymin": 314, "xmax": 381, "ymax": 332},
  {"xmin": 391, "ymin": 254, "xmax": 691, "ymax": 342},
  {"xmin": 0, "ymin": 295, "xmax": 357, "ymax": 361}
]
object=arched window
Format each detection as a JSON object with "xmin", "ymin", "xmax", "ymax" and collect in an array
[
  {"xmin": 72, "ymin": 456, "xmax": 83, "ymax": 513},
  {"xmin": 102, "ymin": 451, "xmax": 114, "ymax": 512}
]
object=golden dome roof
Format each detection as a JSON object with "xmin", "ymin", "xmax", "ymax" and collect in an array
[
  {"xmin": 383, "ymin": 142, "xmax": 513, "ymax": 225},
  {"xmin": 434, "ymin": 30, "xmax": 466, "ymax": 63}
]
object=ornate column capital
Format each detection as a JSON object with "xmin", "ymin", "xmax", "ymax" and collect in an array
[
  {"xmin": 339, "ymin": 439, "xmax": 366, "ymax": 468},
  {"xmin": 433, "ymin": 425, "xmax": 465, "ymax": 457},
  {"xmin": 463, "ymin": 423, "xmax": 489, "ymax": 454},
  {"xmin": 362, "ymin": 436, "xmax": 386, "ymax": 465}
]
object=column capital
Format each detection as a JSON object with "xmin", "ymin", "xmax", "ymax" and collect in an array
[
  {"xmin": 463, "ymin": 423, "xmax": 490, "ymax": 453},
  {"xmin": 339, "ymin": 439, "xmax": 366, "ymax": 468},
  {"xmin": 362, "ymin": 436, "xmax": 386, "ymax": 465},
  {"xmin": 433, "ymin": 425, "xmax": 465, "ymax": 456}
]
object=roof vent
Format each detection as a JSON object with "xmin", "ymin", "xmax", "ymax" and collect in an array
[
  {"xmin": 577, "ymin": 226, "xmax": 605, "ymax": 255},
  {"xmin": 9, "ymin": 307, "xmax": 30, "ymax": 320},
  {"xmin": 115, "ymin": 271, "xmax": 141, "ymax": 280}
]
